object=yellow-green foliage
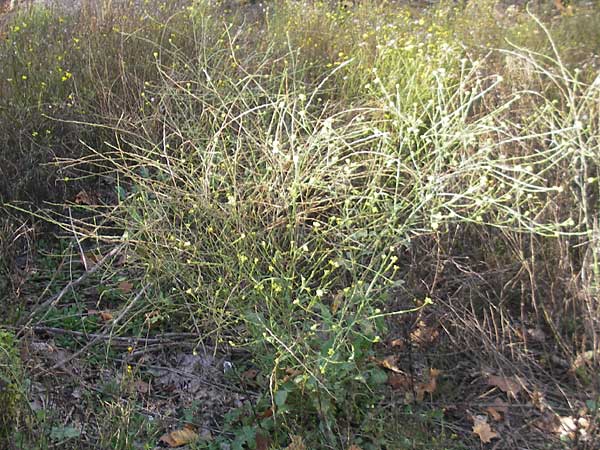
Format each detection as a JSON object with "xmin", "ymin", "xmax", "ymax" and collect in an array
[
  {"xmin": 1, "ymin": 1, "xmax": 600, "ymax": 447},
  {"xmin": 0, "ymin": 330, "xmax": 24, "ymax": 442}
]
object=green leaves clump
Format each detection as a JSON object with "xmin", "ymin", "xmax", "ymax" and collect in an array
[{"xmin": 0, "ymin": 330, "xmax": 26, "ymax": 443}]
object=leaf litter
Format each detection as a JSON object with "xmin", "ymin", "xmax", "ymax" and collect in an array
[{"xmin": 472, "ymin": 415, "xmax": 500, "ymax": 443}]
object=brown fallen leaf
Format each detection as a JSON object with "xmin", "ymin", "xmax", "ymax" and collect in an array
[
  {"xmin": 472, "ymin": 415, "xmax": 499, "ymax": 443},
  {"xmin": 82, "ymin": 251, "xmax": 102, "ymax": 270},
  {"xmin": 533, "ymin": 412, "xmax": 587, "ymax": 441},
  {"xmin": 487, "ymin": 374, "xmax": 522, "ymax": 398},
  {"xmin": 331, "ymin": 290, "xmax": 344, "ymax": 314},
  {"xmin": 241, "ymin": 368, "xmax": 259, "ymax": 380},
  {"xmin": 134, "ymin": 380, "xmax": 150, "ymax": 394},
  {"xmin": 533, "ymin": 411, "xmax": 558, "ymax": 434},
  {"xmin": 75, "ymin": 190, "xmax": 98, "ymax": 205},
  {"xmin": 416, "ymin": 368, "xmax": 441, "ymax": 401},
  {"xmin": 347, "ymin": 446, "xmax": 363, "ymax": 450},
  {"xmin": 376, "ymin": 355, "xmax": 402, "ymax": 373},
  {"xmin": 390, "ymin": 338, "xmax": 405, "ymax": 349},
  {"xmin": 486, "ymin": 398, "xmax": 509, "ymax": 421},
  {"xmin": 388, "ymin": 372, "xmax": 411, "ymax": 390},
  {"xmin": 282, "ymin": 367, "xmax": 302, "ymax": 382},
  {"xmin": 118, "ymin": 281, "xmax": 134, "ymax": 294},
  {"xmin": 115, "ymin": 253, "xmax": 128, "ymax": 267},
  {"xmin": 255, "ymin": 431, "xmax": 271, "ymax": 450},
  {"xmin": 285, "ymin": 367, "xmax": 302, "ymax": 376},
  {"xmin": 258, "ymin": 407, "xmax": 274, "ymax": 419},
  {"xmin": 284, "ymin": 435, "xmax": 306, "ymax": 450},
  {"xmin": 99, "ymin": 311, "xmax": 113, "ymax": 322},
  {"xmin": 159, "ymin": 424, "xmax": 199, "ymax": 447},
  {"xmin": 410, "ymin": 320, "xmax": 439, "ymax": 347},
  {"xmin": 530, "ymin": 390, "xmax": 547, "ymax": 411}
]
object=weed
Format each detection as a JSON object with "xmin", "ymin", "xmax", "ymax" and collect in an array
[
  {"xmin": 0, "ymin": 330, "xmax": 26, "ymax": 445},
  {"xmin": 1, "ymin": 0, "xmax": 600, "ymax": 448}
]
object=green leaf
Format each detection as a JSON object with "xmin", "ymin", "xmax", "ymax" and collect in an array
[
  {"xmin": 586, "ymin": 399, "xmax": 598, "ymax": 411},
  {"xmin": 50, "ymin": 425, "xmax": 81, "ymax": 441},
  {"xmin": 274, "ymin": 388, "xmax": 288, "ymax": 407},
  {"xmin": 367, "ymin": 367, "xmax": 388, "ymax": 385},
  {"xmin": 116, "ymin": 185, "xmax": 127, "ymax": 201}
]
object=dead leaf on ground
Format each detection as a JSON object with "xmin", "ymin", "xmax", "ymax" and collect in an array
[
  {"xmin": 74, "ymin": 190, "xmax": 98, "ymax": 205},
  {"xmin": 115, "ymin": 253, "xmax": 128, "ymax": 267},
  {"xmin": 99, "ymin": 311, "xmax": 113, "ymax": 321},
  {"xmin": 374, "ymin": 355, "xmax": 402, "ymax": 373},
  {"xmin": 390, "ymin": 338, "xmax": 405, "ymax": 349},
  {"xmin": 472, "ymin": 415, "xmax": 499, "ymax": 443},
  {"xmin": 282, "ymin": 367, "xmax": 302, "ymax": 382},
  {"xmin": 255, "ymin": 431, "xmax": 271, "ymax": 450},
  {"xmin": 258, "ymin": 407, "xmax": 274, "ymax": 419},
  {"xmin": 134, "ymin": 380, "xmax": 150, "ymax": 394},
  {"xmin": 410, "ymin": 320, "xmax": 439, "ymax": 347},
  {"xmin": 159, "ymin": 424, "xmax": 199, "ymax": 447},
  {"xmin": 284, "ymin": 435, "xmax": 306, "ymax": 450},
  {"xmin": 387, "ymin": 372, "xmax": 411, "ymax": 390},
  {"xmin": 29, "ymin": 341, "xmax": 57, "ymax": 354},
  {"xmin": 416, "ymin": 368, "xmax": 441, "ymax": 401},
  {"xmin": 118, "ymin": 281, "xmax": 134, "ymax": 294},
  {"xmin": 241, "ymin": 368, "xmax": 259, "ymax": 380},
  {"xmin": 533, "ymin": 412, "xmax": 589, "ymax": 440},
  {"xmin": 347, "ymin": 446, "xmax": 363, "ymax": 450},
  {"xmin": 82, "ymin": 251, "xmax": 102, "ymax": 270},
  {"xmin": 533, "ymin": 411, "xmax": 558, "ymax": 434},
  {"xmin": 577, "ymin": 417, "xmax": 590, "ymax": 431},
  {"xmin": 331, "ymin": 290, "xmax": 344, "ymax": 314},
  {"xmin": 530, "ymin": 390, "xmax": 547, "ymax": 411},
  {"xmin": 487, "ymin": 374, "xmax": 522, "ymax": 398},
  {"xmin": 556, "ymin": 416, "xmax": 578, "ymax": 440},
  {"xmin": 571, "ymin": 350, "xmax": 600, "ymax": 372},
  {"xmin": 486, "ymin": 398, "xmax": 509, "ymax": 421}
]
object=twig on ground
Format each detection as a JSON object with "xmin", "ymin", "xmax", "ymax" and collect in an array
[
  {"xmin": 20, "ymin": 242, "xmax": 127, "ymax": 327},
  {"xmin": 50, "ymin": 283, "xmax": 149, "ymax": 370},
  {"xmin": 23, "ymin": 325, "xmax": 199, "ymax": 346}
]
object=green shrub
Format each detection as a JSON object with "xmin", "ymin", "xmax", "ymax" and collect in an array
[
  {"xmin": 59, "ymin": 5, "xmax": 599, "ymax": 443},
  {"xmin": 0, "ymin": 330, "xmax": 25, "ymax": 444},
  {"xmin": 2, "ymin": 0, "xmax": 600, "ymax": 447}
]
